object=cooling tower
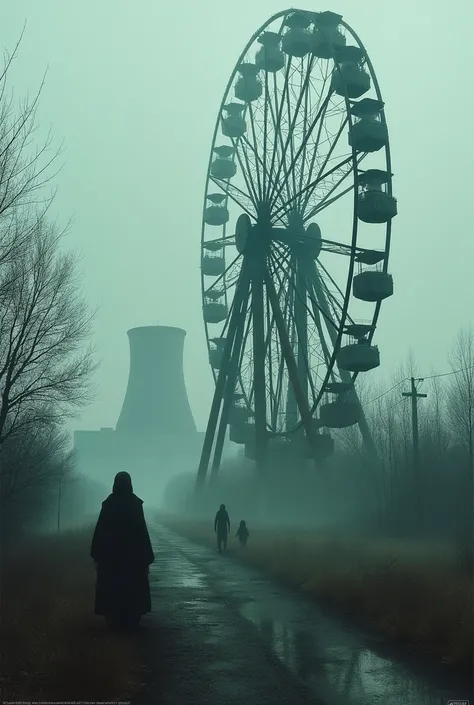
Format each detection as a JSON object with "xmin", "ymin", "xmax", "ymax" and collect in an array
[{"xmin": 116, "ymin": 325, "xmax": 197, "ymax": 437}]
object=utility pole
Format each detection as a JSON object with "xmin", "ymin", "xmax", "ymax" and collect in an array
[{"xmin": 402, "ymin": 377, "xmax": 427, "ymax": 525}]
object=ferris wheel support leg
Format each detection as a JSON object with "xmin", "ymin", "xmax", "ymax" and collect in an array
[
  {"xmin": 252, "ymin": 263, "xmax": 268, "ymax": 477},
  {"xmin": 195, "ymin": 266, "xmax": 251, "ymax": 492},
  {"xmin": 209, "ymin": 284, "xmax": 251, "ymax": 482},
  {"xmin": 264, "ymin": 270, "xmax": 314, "ymax": 445},
  {"xmin": 295, "ymin": 256, "xmax": 309, "ymax": 410}
]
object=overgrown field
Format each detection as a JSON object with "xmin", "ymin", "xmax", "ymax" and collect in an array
[
  {"xmin": 1, "ymin": 528, "xmax": 146, "ymax": 701},
  {"xmin": 159, "ymin": 515, "xmax": 472, "ymax": 677}
]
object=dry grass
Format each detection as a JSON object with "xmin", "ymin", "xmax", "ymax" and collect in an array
[
  {"xmin": 160, "ymin": 515, "xmax": 473, "ymax": 677},
  {"xmin": 1, "ymin": 527, "xmax": 146, "ymax": 701}
]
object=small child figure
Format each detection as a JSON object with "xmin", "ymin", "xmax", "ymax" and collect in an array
[{"xmin": 236, "ymin": 520, "xmax": 249, "ymax": 549}]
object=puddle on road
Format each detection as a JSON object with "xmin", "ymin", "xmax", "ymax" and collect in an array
[
  {"xmin": 177, "ymin": 576, "xmax": 206, "ymax": 588},
  {"xmin": 161, "ymin": 565, "xmax": 207, "ymax": 589},
  {"xmin": 239, "ymin": 601, "xmax": 458, "ymax": 705}
]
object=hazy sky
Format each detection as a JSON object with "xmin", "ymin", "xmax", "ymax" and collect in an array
[{"xmin": 3, "ymin": 0, "xmax": 473, "ymax": 433}]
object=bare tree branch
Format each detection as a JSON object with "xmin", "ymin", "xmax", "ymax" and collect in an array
[{"xmin": 0, "ymin": 218, "xmax": 98, "ymax": 442}]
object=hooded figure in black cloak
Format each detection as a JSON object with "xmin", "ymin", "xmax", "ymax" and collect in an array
[{"xmin": 90, "ymin": 471, "xmax": 155, "ymax": 629}]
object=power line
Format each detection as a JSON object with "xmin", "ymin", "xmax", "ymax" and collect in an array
[
  {"xmin": 365, "ymin": 396, "xmax": 406, "ymax": 422},
  {"xmin": 365, "ymin": 379, "xmax": 408, "ymax": 405},
  {"xmin": 386, "ymin": 397, "xmax": 408, "ymax": 414},
  {"xmin": 422, "ymin": 364, "xmax": 474, "ymax": 381},
  {"xmin": 363, "ymin": 364, "xmax": 474, "ymax": 406}
]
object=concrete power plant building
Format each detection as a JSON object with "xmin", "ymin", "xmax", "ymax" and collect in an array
[{"xmin": 74, "ymin": 326, "xmax": 204, "ymax": 499}]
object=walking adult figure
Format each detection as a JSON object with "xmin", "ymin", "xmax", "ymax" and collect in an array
[
  {"xmin": 214, "ymin": 503, "xmax": 230, "ymax": 553},
  {"xmin": 90, "ymin": 471, "xmax": 155, "ymax": 630}
]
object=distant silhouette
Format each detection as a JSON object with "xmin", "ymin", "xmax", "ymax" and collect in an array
[
  {"xmin": 90, "ymin": 471, "xmax": 155, "ymax": 630},
  {"xmin": 214, "ymin": 503, "xmax": 230, "ymax": 553},
  {"xmin": 236, "ymin": 520, "xmax": 249, "ymax": 548}
]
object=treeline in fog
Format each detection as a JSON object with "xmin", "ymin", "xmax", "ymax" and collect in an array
[
  {"xmin": 0, "ymin": 39, "xmax": 99, "ymax": 543},
  {"xmin": 169, "ymin": 329, "xmax": 472, "ymax": 554},
  {"xmin": 332, "ymin": 328, "xmax": 473, "ymax": 545}
]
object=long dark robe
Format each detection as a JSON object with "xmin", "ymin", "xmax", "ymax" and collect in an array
[{"xmin": 90, "ymin": 492, "xmax": 155, "ymax": 616}]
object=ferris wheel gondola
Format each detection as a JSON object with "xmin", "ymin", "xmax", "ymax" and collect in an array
[{"xmin": 197, "ymin": 9, "xmax": 397, "ymax": 486}]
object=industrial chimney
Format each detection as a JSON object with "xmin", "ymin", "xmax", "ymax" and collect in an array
[{"xmin": 116, "ymin": 326, "xmax": 197, "ymax": 437}]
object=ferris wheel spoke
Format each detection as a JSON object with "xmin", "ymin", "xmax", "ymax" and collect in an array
[
  {"xmin": 319, "ymin": 238, "xmax": 354, "ymax": 255},
  {"xmin": 264, "ymin": 269, "xmax": 315, "ymax": 436},
  {"xmin": 273, "ymin": 355, "xmax": 286, "ymax": 428},
  {"xmin": 273, "ymin": 242, "xmax": 339, "ymax": 339},
  {"xmin": 269, "ymin": 91, "xmax": 332, "ymax": 213},
  {"xmin": 284, "ymin": 71, "xmax": 299, "ymax": 197},
  {"xmin": 267, "ymin": 254, "xmax": 293, "ymax": 427},
  {"xmin": 305, "ymin": 278, "xmax": 334, "ymax": 375},
  {"xmin": 230, "ymin": 136, "xmax": 260, "ymax": 208},
  {"xmin": 262, "ymin": 68, "xmax": 270, "ymax": 200},
  {"xmin": 267, "ymin": 53, "xmax": 318, "ymax": 209},
  {"xmin": 318, "ymin": 273, "xmax": 350, "ymax": 332},
  {"xmin": 297, "ymin": 66, "xmax": 329, "ymax": 209},
  {"xmin": 317, "ymin": 258, "xmax": 352, "ymax": 319},
  {"xmin": 240, "ymin": 300, "xmax": 255, "ymax": 404},
  {"xmin": 268, "ymin": 254, "xmax": 292, "ymax": 429},
  {"xmin": 264, "ymin": 57, "xmax": 293, "ymax": 206},
  {"xmin": 270, "ymin": 252, "xmax": 323, "ymax": 398},
  {"xmin": 309, "ymin": 259, "xmax": 351, "ymax": 360},
  {"xmin": 309, "ymin": 277, "xmax": 350, "ymax": 391},
  {"xmin": 293, "ymin": 74, "xmax": 333, "ymax": 212},
  {"xmin": 235, "ymin": 304, "xmax": 253, "ymax": 411},
  {"xmin": 270, "ymin": 250, "xmax": 295, "ymax": 429},
  {"xmin": 307, "ymin": 185, "xmax": 354, "ymax": 223},
  {"xmin": 270, "ymin": 247, "xmax": 316, "ymax": 344},
  {"xmin": 296, "ymin": 57, "xmax": 311, "ymax": 204},
  {"xmin": 250, "ymin": 271, "xmax": 267, "ymax": 458},
  {"xmin": 247, "ymin": 254, "xmax": 288, "ymax": 416},
  {"xmin": 265, "ymin": 289, "xmax": 276, "ymax": 429},
  {"xmin": 225, "ymin": 256, "xmax": 247, "ymax": 287},
  {"xmin": 238, "ymin": 132, "xmax": 287, "ymax": 218},
  {"xmin": 203, "ymin": 252, "xmax": 242, "ymax": 299},
  {"xmin": 300, "ymin": 114, "xmax": 349, "ymax": 213},
  {"xmin": 246, "ymin": 103, "xmax": 263, "ymax": 202},
  {"xmin": 289, "ymin": 297, "xmax": 318, "ymax": 406},
  {"xmin": 304, "ymin": 151, "xmax": 369, "ymax": 221},
  {"xmin": 209, "ymin": 176, "xmax": 255, "ymax": 217},
  {"xmin": 274, "ymin": 152, "xmax": 353, "ymax": 222},
  {"xmin": 217, "ymin": 274, "xmax": 248, "ymax": 341},
  {"xmin": 263, "ymin": 74, "xmax": 293, "ymax": 207},
  {"xmin": 271, "ymin": 247, "xmax": 332, "ymax": 376}
]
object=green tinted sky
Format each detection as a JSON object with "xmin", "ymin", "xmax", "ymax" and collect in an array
[{"xmin": 2, "ymin": 0, "xmax": 473, "ymax": 432}]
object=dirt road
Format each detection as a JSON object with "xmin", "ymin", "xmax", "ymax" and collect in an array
[{"xmin": 138, "ymin": 525, "xmax": 470, "ymax": 705}]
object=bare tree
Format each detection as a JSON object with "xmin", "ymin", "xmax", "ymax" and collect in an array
[
  {"xmin": 0, "ymin": 218, "xmax": 97, "ymax": 442},
  {"xmin": 447, "ymin": 327, "xmax": 474, "ymax": 474},
  {"xmin": 0, "ymin": 30, "xmax": 63, "ymax": 222},
  {"xmin": 0, "ymin": 30, "xmax": 64, "ymax": 304},
  {"xmin": 0, "ymin": 416, "xmax": 71, "ymax": 505}
]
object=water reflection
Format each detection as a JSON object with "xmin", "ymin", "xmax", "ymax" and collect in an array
[
  {"xmin": 240, "ymin": 601, "xmax": 456, "ymax": 705},
  {"xmin": 294, "ymin": 629, "xmax": 316, "ymax": 681}
]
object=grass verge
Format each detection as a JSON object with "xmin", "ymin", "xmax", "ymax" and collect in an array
[
  {"xmin": 1, "ymin": 527, "xmax": 146, "ymax": 701},
  {"xmin": 159, "ymin": 515, "xmax": 472, "ymax": 679}
]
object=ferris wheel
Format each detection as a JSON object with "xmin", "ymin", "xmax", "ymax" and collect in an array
[{"xmin": 197, "ymin": 9, "xmax": 397, "ymax": 486}]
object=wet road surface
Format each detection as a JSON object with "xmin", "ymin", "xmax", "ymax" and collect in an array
[{"xmin": 140, "ymin": 525, "xmax": 471, "ymax": 705}]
